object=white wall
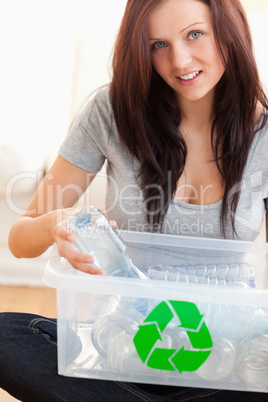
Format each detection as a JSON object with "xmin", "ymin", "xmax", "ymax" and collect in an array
[
  {"xmin": 0, "ymin": 0, "xmax": 127, "ymax": 171},
  {"xmin": 248, "ymin": 12, "xmax": 268, "ymax": 94}
]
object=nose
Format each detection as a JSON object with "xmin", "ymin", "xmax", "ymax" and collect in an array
[{"xmin": 170, "ymin": 42, "xmax": 192, "ymax": 71}]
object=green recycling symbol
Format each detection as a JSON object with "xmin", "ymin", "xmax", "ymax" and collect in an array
[{"xmin": 133, "ymin": 300, "xmax": 213, "ymax": 372}]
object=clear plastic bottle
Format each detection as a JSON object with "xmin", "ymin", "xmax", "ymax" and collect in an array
[
  {"xmin": 197, "ymin": 337, "xmax": 237, "ymax": 381},
  {"xmin": 66, "ymin": 206, "xmax": 148, "ymax": 279},
  {"xmin": 91, "ymin": 295, "xmax": 146, "ymax": 358},
  {"xmin": 236, "ymin": 334, "xmax": 268, "ymax": 390},
  {"xmin": 148, "ymin": 263, "xmax": 255, "ymax": 288}
]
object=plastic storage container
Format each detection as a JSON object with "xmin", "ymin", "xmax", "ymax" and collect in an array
[{"xmin": 43, "ymin": 231, "xmax": 268, "ymax": 393}]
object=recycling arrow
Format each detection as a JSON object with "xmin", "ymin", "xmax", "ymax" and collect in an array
[
  {"xmin": 147, "ymin": 348, "xmax": 177, "ymax": 371},
  {"xmin": 172, "ymin": 347, "xmax": 211, "ymax": 373},
  {"xmin": 133, "ymin": 300, "xmax": 213, "ymax": 373},
  {"xmin": 170, "ymin": 300, "xmax": 204, "ymax": 330},
  {"xmin": 144, "ymin": 301, "xmax": 174, "ymax": 331},
  {"xmin": 133, "ymin": 323, "xmax": 161, "ymax": 363},
  {"xmin": 187, "ymin": 321, "xmax": 213, "ymax": 349}
]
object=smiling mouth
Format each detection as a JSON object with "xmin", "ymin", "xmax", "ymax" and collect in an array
[{"xmin": 178, "ymin": 71, "xmax": 202, "ymax": 81}]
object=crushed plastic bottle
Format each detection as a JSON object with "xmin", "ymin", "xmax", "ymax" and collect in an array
[{"xmin": 148, "ymin": 263, "xmax": 256, "ymax": 288}]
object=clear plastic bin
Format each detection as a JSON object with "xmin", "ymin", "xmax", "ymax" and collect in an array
[{"xmin": 43, "ymin": 231, "xmax": 268, "ymax": 393}]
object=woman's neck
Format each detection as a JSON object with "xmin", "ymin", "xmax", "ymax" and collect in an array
[{"xmin": 177, "ymin": 92, "xmax": 215, "ymax": 134}]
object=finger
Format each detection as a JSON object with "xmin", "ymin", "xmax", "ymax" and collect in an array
[
  {"xmin": 54, "ymin": 226, "xmax": 75, "ymax": 242},
  {"xmin": 57, "ymin": 240, "xmax": 93, "ymax": 263},
  {"xmin": 55, "ymin": 236, "xmax": 106, "ymax": 275},
  {"xmin": 69, "ymin": 261, "xmax": 105, "ymax": 275}
]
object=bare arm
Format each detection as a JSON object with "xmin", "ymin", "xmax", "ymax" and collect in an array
[{"xmin": 8, "ymin": 155, "xmax": 104, "ymax": 274}]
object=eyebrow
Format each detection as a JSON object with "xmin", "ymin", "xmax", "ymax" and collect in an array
[
  {"xmin": 180, "ymin": 22, "xmax": 205, "ymax": 33},
  {"xmin": 148, "ymin": 22, "xmax": 206, "ymax": 41}
]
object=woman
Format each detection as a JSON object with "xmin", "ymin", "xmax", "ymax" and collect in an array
[{"xmin": 1, "ymin": 0, "xmax": 268, "ymax": 400}]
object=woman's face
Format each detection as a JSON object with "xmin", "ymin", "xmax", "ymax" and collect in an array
[{"xmin": 147, "ymin": 0, "xmax": 225, "ymax": 107}]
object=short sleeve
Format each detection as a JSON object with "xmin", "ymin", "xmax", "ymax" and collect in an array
[{"xmin": 58, "ymin": 85, "xmax": 112, "ymax": 173}]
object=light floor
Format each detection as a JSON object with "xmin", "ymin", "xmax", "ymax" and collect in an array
[{"xmin": 0, "ymin": 285, "xmax": 57, "ymax": 401}]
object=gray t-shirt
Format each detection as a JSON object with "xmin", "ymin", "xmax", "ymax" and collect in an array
[{"xmin": 59, "ymin": 85, "xmax": 268, "ymax": 241}]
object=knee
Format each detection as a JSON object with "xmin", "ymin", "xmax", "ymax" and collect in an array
[{"xmin": 0, "ymin": 312, "xmax": 37, "ymax": 341}]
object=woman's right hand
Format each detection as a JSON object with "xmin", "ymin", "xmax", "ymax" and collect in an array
[{"xmin": 50, "ymin": 208, "xmax": 105, "ymax": 276}]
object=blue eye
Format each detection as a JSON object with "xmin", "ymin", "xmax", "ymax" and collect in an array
[
  {"xmin": 151, "ymin": 41, "xmax": 167, "ymax": 50},
  {"xmin": 189, "ymin": 31, "xmax": 202, "ymax": 40}
]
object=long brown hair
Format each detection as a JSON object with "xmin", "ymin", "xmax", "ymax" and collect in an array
[{"xmin": 110, "ymin": 0, "xmax": 268, "ymax": 236}]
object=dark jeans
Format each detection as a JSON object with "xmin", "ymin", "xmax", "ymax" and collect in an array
[{"xmin": 0, "ymin": 312, "xmax": 267, "ymax": 402}]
